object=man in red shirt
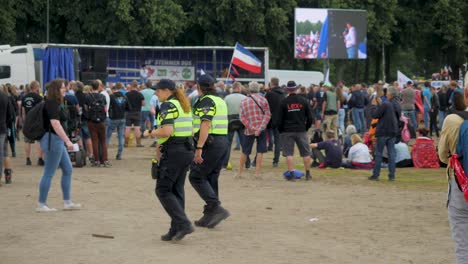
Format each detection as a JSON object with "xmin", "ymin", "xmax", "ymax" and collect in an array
[{"xmin": 237, "ymin": 82, "xmax": 271, "ymax": 179}]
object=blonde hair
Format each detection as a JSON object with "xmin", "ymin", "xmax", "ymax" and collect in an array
[
  {"xmin": 174, "ymin": 87, "xmax": 191, "ymax": 113},
  {"xmin": 351, "ymin": 134, "xmax": 363, "ymax": 145}
]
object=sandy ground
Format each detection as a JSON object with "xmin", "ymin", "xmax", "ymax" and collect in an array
[{"xmin": 0, "ymin": 136, "xmax": 455, "ymax": 264}]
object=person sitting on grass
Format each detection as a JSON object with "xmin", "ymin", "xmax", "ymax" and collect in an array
[
  {"xmin": 343, "ymin": 124, "xmax": 357, "ymax": 158},
  {"xmin": 342, "ymin": 134, "xmax": 373, "ymax": 169},
  {"xmin": 411, "ymin": 128, "xmax": 440, "ymax": 168},
  {"xmin": 310, "ymin": 130, "xmax": 342, "ymax": 169}
]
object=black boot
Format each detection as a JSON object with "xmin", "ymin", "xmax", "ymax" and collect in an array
[
  {"xmin": 194, "ymin": 205, "xmax": 212, "ymax": 227},
  {"xmin": 305, "ymin": 170, "xmax": 312, "ymax": 181},
  {"xmin": 4, "ymin": 169, "xmax": 12, "ymax": 184},
  {"xmin": 173, "ymin": 224, "xmax": 194, "ymax": 241},
  {"xmin": 161, "ymin": 228, "xmax": 177, "ymax": 241},
  {"xmin": 206, "ymin": 205, "xmax": 230, "ymax": 229}
]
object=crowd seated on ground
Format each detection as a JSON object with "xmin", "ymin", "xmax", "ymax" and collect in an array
[
  {"xmin": 411, "ymin": 128, "xmax": 440, "ymax": 168},
  {"xmin": 342, "ymin": 125, "xmax": 356, "ymax": 158}
]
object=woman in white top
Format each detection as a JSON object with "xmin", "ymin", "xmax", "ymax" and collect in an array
[{"xmin": 342, "ymin": 134, "xmax": 373, "ymax": 169}]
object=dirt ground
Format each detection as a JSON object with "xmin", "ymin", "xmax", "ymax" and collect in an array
[{"xmin": 0, "ymin": 137, "xmax": 455, "ymax": 264}]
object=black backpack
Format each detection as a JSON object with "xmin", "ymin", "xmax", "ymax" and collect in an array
[
  {"xmin": 23, "ymin": 101, "xmax": 47, "ymax": 140},
  {"xmin": 88, "ymin": 93, "xmax": 106, "ymax": 123}
]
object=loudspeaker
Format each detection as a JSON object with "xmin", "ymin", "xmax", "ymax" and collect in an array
[
  {"xmin": 80, "ymin": 72, "xmax": 108, "ymax": 85},
  {"xmin": 94, "ymin": 50, "xmax": 108, "ymax": 72}
]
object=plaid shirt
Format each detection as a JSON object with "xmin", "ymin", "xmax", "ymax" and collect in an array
[{"xmin": 240, "ymin": 93, "xmax": 271, "ymax": 135}]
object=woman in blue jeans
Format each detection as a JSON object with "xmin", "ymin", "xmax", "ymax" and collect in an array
[{"xmin": 36, "ymin": 79, "xmax": 81, "ymax": 212}]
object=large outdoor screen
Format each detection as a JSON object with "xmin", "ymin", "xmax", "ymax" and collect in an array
[{"xmin": 294, "ymin": 8, "xmax": 367, "ymax": 59}]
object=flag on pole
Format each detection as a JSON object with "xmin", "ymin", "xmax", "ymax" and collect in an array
[
  {"xmin": 231, "ymin": 65, "xmax": 240, "ymax": 76},
  {"xmin": 231, "ymin": 43, "xmax": 262, "ymax": 74},
  {"xmin": 229, "ymin": 74, "xmax": 236, "ymax": 82},
  {"xmin": 397, "ymin": 70, "xmax": 412, "ymax": 90}
]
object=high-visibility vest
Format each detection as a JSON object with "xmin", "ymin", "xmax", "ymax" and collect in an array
[
  {"xmin": 157, "ymin": 98, "xmax": 193, "ymax": 145},
  {"xmin": 192, "ymin": 95, "xmax": 228, "ymax": 135}
]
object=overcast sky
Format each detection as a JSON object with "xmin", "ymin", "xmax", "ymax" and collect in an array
[{"xmin": 295, "ymin": 8, "xmax": 327, "ymax": 23}]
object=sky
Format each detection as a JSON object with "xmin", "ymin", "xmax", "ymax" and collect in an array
[{"xmin": 295, "ymin": 8, "xmax": 327, "ymax": 23}]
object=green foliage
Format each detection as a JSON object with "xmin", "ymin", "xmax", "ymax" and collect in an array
[
  {"xmin": 2, "ymin": 0, "xmax": 467, "ymax": 83},
  {"xmin": 295, "ymin": 20, "xmax": 323, "ymax": 36}
]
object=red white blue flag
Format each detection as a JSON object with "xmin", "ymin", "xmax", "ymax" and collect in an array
[{"xmin": 231, "ymin": 43, "xmax": 262, "ymax": 74}]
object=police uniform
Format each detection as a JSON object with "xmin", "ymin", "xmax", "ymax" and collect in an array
[
  {"xmin": 189, "ymin": 74, "xmax": 230, "ymax": 228},
  {"xmin": 154, "ymin": 80, "xmax": 194, "ymax": 241}
]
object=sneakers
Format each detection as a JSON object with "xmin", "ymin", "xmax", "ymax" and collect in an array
[
  {"xmin": 89, "ymin": 156, "xmax": 95, "ymax": 165},
  {"xmin": 173, "ymin": 225, "xmax": 195, "ymax": 241},
  {"xmin": 161, "ymin": 229, "xmax": 177, "ymax": 241},
  {"xmin": 4, "ymin": 169, "xmax": 12, "ymax": 184},
  {"xmin": 37, "ymin": 158, "xmax": 45, "ymax": 166},
  {"xmin": 26, "ymin": 158, "xmax": 32, "ymax": 166},
  {"xmin": 150, "ymin": 142, "xmax": 157, "ymax": 148},
  {"xmin": 116, "ymin": 154, "xmax": 122, "ymax": 160},
  {"xmin": 272, "ymin": 162, "xmax": 278, "ymax": 168},
  {"xmin": 91, "ymin": 161, "xmax": 100, "ymax": 167},
  {"xmin": 226, "ymin": 162, "xmax": 232, "ymax": 170},
  {"xmin": 103, "ymin": 161, "xmax": 112, "ymax": 168},
  {"xmin": 368, "ymin": 175, "xmax": 380, "ymax": 181},
  {"xmin": 36, "ymin": 204, "xmax": 58, "ymax": 212},
  {"xmin": 63, "ymin": 202, "xmax": 82, "ymax": 211},
  {"xmin": 206, "ymin": 206, "xmax": 230, "ymax": 229}
]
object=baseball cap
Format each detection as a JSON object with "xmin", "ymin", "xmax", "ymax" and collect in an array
[
  {"xmin": 323, "ymin": 82, "xmax": 333, "ymax": 88},
  {"xmin": 286, "ymin": 81, "xmax": 298, "ymax": 90},
  {"xmin": 198, "ymin": 74, "xmax": 215, "ymax": 87},
  {"xmin": 155, "ymin": 79, "xmax": 176, "ymax": 90}
]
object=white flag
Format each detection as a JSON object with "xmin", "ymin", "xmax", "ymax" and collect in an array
[
  {"xmin": 397, "ymin": 70, "xmax": 412, "ymax": 90},
  {"xmin": 324, "ymin": 68, "xmax": 330, "ymax": 83}
]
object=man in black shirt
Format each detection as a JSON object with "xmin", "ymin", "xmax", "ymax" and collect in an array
[
  {"xmin": 0, "ymin": 89, "xmax": 12, "ymax": 184},
  {"xmin": 265, "ymin": 77, "xmax": 286, "ymax": 167},
  {"xmin": 107, "ymin": 84, "xmax": 129, "ymax": 160},
  {"xmin": 275, "ymin": 81, "xmax": 313, "ymax": 181},
  {"xmin": 21, "ymin": 80, "xmax": 44, "ymax": 165},
  {"xmin": 124, "ymin": 80, "xmax": 145, "ymax": 147}
]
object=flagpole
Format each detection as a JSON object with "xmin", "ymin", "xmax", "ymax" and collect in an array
[{"xmin": 226, "ymin": 43, "xmax": 236, "ymax": 83}]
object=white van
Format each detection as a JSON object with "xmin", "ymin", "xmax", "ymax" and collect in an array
[{"xmin": 0, "ymin": 45, "xmax": 36, "ymax": 86}]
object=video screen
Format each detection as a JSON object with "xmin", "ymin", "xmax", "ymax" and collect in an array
[{"xmin": 294, "ymin": 8, "xmax": 367, "ymax": 59}]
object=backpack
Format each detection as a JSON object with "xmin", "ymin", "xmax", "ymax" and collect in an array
[
  {"xmin": 449, "ymin": 111, "xmax": 468, "ymax": 202},
  {"xmin": 87, "ymin": 93, "xmax": 106, "ymax": 123},
  {"xmin": 23, "ymin": 101, "xmax": 47, "ymax": 140},
  {"xmin": 310, "ymin": 129, "xmax": 323, "ymax": 144}
]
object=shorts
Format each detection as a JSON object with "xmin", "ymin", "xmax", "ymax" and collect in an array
[
  {"xmin": 241, "ymin": 130, "xmax": 267, "ymax": 156},
  {"xmin": 314, "ymin": 108, "xmax": 322, "ymax": 121},
  {"xmin": 80, "ymin": 123, "xmax": 91, "ymax": 140},
  {"xmin": 126, "ymin": 112, "xmax": 141, "ymax": 127},
  {"xmin": 24, "ymin": 136, "xmax": 35, "ymax": 144},
  {"xmin": 281, "ymin": 132, "xmax": 310, "ymax": 157}
]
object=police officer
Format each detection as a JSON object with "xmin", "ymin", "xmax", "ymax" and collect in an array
[
  {"xmin": 150, "ymin": 79, "xmax": 194, "ymax": 241},
  {"xmin": 189, "ymin": 74, "xmax": 230, "ymax": 228}
]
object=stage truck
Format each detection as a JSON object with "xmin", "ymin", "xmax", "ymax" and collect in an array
[{"xmin": 0, "ymin": 43, "xmax": 323, "ymax": 88}]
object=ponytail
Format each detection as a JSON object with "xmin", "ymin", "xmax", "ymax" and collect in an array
[{"xmin": 174, "ymin": 88, "xmax": 191, "ymax": 113}]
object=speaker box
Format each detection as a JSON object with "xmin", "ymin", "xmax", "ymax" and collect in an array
[{"xmin": 94, "ymin": 50, "xmax": 108, "ymax": 72}]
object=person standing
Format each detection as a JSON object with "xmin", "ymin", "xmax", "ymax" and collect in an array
[
  {"xmin": 429, "ymin": 87, "xmax": 440, "ymax": 137},
  {"xmin": 37, "ymin": 79, "xmax": 81, "ymax": 212},
  {"xmin": 223, "ymin": 82, "xmax": 246, "ymax": 169},
  {"xmin": 21, "ymin": 80, "xmax": 44, "ymax": 166},
  {"xmin": 321, "ymin": 82, "xmax": 340, "ymax": 137},
  {"xmin": 275, "ymin": 81, "xmax": 313, "ymax": 180},
  {"xmin": 422, "ymin": 81, "xmax": 432, "ymax": 129},
  {"xmin": 148, "ymin": 88, "xmax": 160, "ymax": 148},
  {"xmin": 265, "ymin": 77, "xmax": 286, "ymax": 167},
  {"xmin": 348, "ymin": 84, "xmax": 367, "ymax": 134},
  {"xmin": 438, "ymin": 86, "xmax": 449, "ymax": 130},
  {"xmin": 0, "ymin": 88, "xmax": 12, "ymax": 185},
  {"xmin": 85, "ymin": 80, "xmax": 110, "ymax": 167},
  {"xmin": 237, "ymin": 82, "xmax": 271, "ymax": 179},
  {"xmin": 400, "ymin": 82, "xmax": 417, "ymax": 133},
  {"xmin": 75, "ymin": 82, "xmax": 93, "ymax": 162},
  {"xmin": 189, "ymin": 74, "xmax": 230, "ymax": 229},
  {"xmin": 149, "ymin": 79, "xmax": 194, "ymax": 241},
  {"xmin": 368, "ymin": 86, "xmax": 401, "ymax": 181},
  {"xmin": 107, "ymin": 84, "xmax": 128, "ymax": 160},
  {"xmin": 438, "ymin": 88, "xmax": 468, "ymax": 264},
  {"xmin": 140, "ymin": 81, "xmax": 155, "ymax": 138},
  {"xmin": 344, "ymin": 22, "xmax": 357, "ymax": 59},
  {"xmin": 124, "ymin": 81, "xmax": 145, "ymax": 147}
]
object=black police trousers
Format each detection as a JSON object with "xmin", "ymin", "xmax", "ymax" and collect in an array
[
  {"xmin": 155, "ymin": 144, "xmax": 194, "ymax": 230},
  {"xmin": 189, "ymin": 135, "xmax": 228, "ymax": 209}
]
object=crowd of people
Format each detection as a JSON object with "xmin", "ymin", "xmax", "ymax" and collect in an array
[{"xmin": 0, "ymin": 75, "xmax": 467, "ymax": 243}]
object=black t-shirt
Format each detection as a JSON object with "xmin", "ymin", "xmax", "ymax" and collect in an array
[
  {"xmin": 126, "ymin": 90, "xmax": 144, "ymax": 113},
  {"xmin": 21, "ymin": 93, "xmax": 43, "ymax": 114},
  {"xmin": 0, "ymin": 92, "xmax": 10, "ymax": 134},
  {"xmin": 43, "ymin": 99, "xmax": 66, "ymax": 134},
  {"xmin": 275, "ymin": 93, "xmax": 313, "ymax": 133},
  {"xmin": 109, "ymin": 92, "xmax": 128, "ymax": 120}
]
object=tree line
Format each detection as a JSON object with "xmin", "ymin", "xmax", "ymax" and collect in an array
[{"xmin": 1, "ymin": 0, "xmax": 467, "ymax": 84}]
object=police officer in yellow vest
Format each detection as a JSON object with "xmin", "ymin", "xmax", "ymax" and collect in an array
[
  {"xmin": 190, "ymin": 74, "xmax": 230, "ymax": 228},
  {"xmin": 150, "ymin": 79, "xmax": 194, "ymax": 241}
]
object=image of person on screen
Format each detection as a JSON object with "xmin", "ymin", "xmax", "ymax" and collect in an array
[{"xmin": 344, "ymin": 23, "xmax": 357, "ymax": 59}]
